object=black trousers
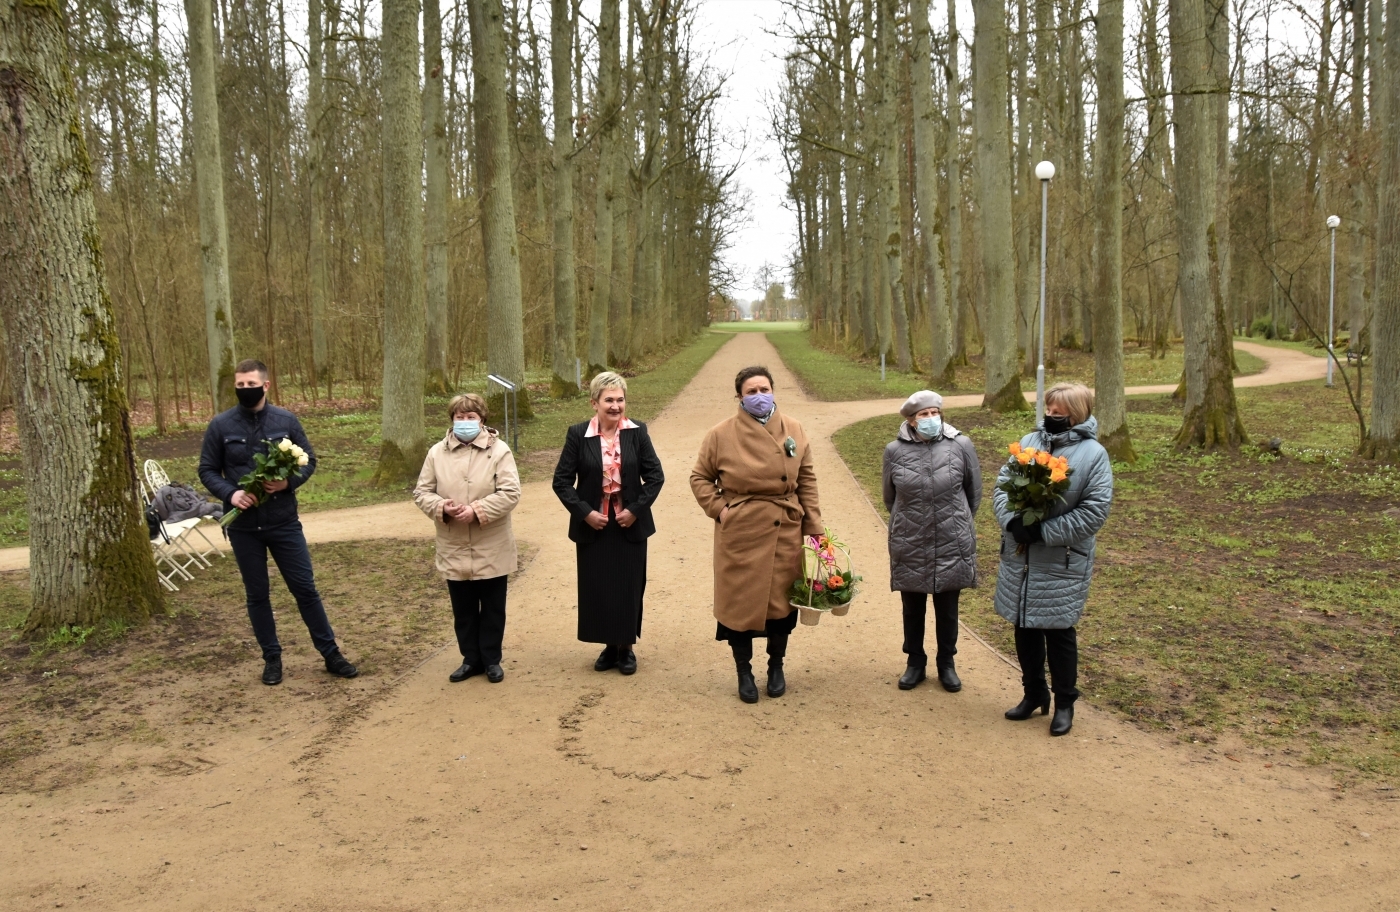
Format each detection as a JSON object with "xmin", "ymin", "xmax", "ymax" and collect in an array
[
  {"xmin": 900, "ymin": 590, "xmax": 960, "ymax": 669},
  {"xmin": 730, "ymin": 633, "xmax": 788, "ymax": 674},
  {"xmin": 227, "ymin": 520, "xmax": 338, "ymax": 660},
  {"xmin": 1014, "ymin": 625, "xmax": 1079, "ymax": 702},
  {"xmin": 447, "ymin": 576, "xmax": 508, "ymax": 667}
]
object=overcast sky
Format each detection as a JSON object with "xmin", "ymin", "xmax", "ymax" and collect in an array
[{"xmin": 688, "ymin": 0, "xmax": 794, "ymax": 301}]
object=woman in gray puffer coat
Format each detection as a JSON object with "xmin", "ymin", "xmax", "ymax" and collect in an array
[
  {"xmin": 994, "ymin": 382, "xmax": 1113, "ymax": 737},
  {"xmin": 883, "ymin": 390, "xmax": 982, "ymax": 693}
]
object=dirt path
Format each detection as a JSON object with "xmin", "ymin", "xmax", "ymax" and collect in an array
[{"xmin": 4, "ymin": 334, "xmax": 1392, "ymax": 911}]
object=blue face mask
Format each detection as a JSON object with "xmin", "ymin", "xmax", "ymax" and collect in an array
[
  {"xmin": 453, "ymin": 419, "xmax": 481, "ymax": 443},
  {"xmin": 916, "ymin": 416, "xmax": 942, "ymax": 439},
  {"xmin": 741, "ymin": 392, "xmax": 775, "ymax": 417}
]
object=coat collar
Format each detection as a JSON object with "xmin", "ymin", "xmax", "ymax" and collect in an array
[
  {"xmin": 443, "ymin": 428, "xmax": 497, "ymax": 451},
  {"xmin": 584, "ymin": 416, "xmax": 639, "ymax": 437}
]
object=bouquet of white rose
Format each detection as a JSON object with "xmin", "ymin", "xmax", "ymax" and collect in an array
[{"xmin": 219, "ymin": 437, "xmax": 310, "ymax": 527}]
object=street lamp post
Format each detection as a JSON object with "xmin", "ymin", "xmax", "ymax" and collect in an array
[
  {"xmin": 1326, "ymin": 214, "xmax": 1341, "ymax": 388},
  {"xmin": 1034, "ymin": 160, "xmax": 1055, "ymax": 425}
]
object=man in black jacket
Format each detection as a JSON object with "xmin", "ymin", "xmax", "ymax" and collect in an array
[{"xmin": 199, "ymin": 359, "xmax": 358, "ymax": 686}]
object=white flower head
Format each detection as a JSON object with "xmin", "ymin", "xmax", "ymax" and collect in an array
[
  {"xmin": 297, "ymin": 454, "xmax": 309, "ymax": 467},
  {"xmin": 290, "ymin": 444, "xmax": 305, "ymax": 458},
  {"xmin": 278, "ymin": 439, "xmax": 293, "ymax": 452}
]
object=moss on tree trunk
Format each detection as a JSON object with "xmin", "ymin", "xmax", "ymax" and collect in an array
[{"xmin": 1, "ymin": 0, "xmax": 164, "ymax": 633}]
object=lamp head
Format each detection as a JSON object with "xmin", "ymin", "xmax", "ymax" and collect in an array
[
  {"xmin": 1035, "ymin": 160, "xmax": 1056, "ymax": 181},
  {"xmin": 1326, "ymin": 215, "xmax": 1341, "ymax": 230}
]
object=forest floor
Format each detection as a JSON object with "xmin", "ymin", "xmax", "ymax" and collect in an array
[{"xmin": 1, "ymin": 331, "xmax": 1396, "ymax": 910}]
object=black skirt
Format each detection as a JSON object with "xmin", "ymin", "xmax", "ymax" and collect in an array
[
  {"xmin": 715, "ymin": 610, "xmax": 798, "ymax": 642},
  {"xmin": 575, "ymin": 517, "xmax": 647, "ymax": 644}
]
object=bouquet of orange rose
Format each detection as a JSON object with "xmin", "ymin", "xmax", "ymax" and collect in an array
[
  {"xmin": 997, "ymin": 442, "xmax": 1073, "ymax": 527},
  {"xmin": 788, "ymin": 528, "xmax": 861, "ymax": 618}
]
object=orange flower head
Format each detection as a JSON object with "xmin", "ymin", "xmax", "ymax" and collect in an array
[
  {"xmin": 1008, "ymin": 442, "xmax": 1022, "ymax": 456},
  {"xmin": 828, "ymin": 574, "xmax": 844, "ymax": 588},
  {"xmin": 1050, "ymin": 470, "xmax": 1067, "ymax": 483},
  {"xmin": 1016, "ymin": 452, "xmax": 1033, "ymax": 465},
  {"xmin": 1035, "ymin": 452, "xmax": 1051, "ymax": 466}
]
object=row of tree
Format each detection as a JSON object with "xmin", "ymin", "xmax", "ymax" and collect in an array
[
  {"xmin": 0, "ymin": 0, "xmax": 737, "ymax": 631},
  {"xmin": 774, "ymin": 0, "xmax": 1400, "ymax": 459}
]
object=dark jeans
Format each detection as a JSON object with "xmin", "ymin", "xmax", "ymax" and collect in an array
[
  {"xmin": 227, "ymin": 521, "xmax": 338, "ymax": 660},
  {"xmin": 731, "ymin": 633, "xmax": 788, "ymax": 674},
  {"xmin": 447, "ymin": 576, "xmax": 508, "ymax": 667},
  {"xmin": 1014, "ymin": 625, "xmax": 1079, "ymax": 703},
  {"xmin": 900, "ymin": 590, "xmax": 960, "ymax": 669}
]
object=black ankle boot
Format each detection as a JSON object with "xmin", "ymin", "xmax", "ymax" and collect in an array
[
  {"xmin": 898, "ymin": 665, "xmax": 926, "ymax": 690},
  {"xmin": 766, "ymin": 663, "xmax": 786, "ymax": 698},
  {"xmin": 937, "ymin": 661, "xmax": 962, "ymax": 693},
  {"xmin": 1050, "ymin": 699, "xmax": 1075, "ymax": 736},
  {"xmin": 1004, "ymin": 695, "xmax": 1051, "ymax": 720},
  {"xmin": 738, "ymin": 671, "xmax": 759, "ymax": 703}
]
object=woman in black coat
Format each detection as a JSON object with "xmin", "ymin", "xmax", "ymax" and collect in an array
[{"xmin": 552, "ymin": 371, "xmax": 665, "ymax": 674}]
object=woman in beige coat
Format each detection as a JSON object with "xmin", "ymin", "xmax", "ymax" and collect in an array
[
  {"xmin": 691, "ymin": 366, "xmax": 822, "ymax": 704},
  {"xmin": 414, "ymin": 393, "xmax": 521, "ymax": 684}
]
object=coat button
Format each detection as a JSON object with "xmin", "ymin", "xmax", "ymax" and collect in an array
[
  {"xmin": 773, "ymin": 520, "xmax": 780, "ymax": 527},
  {"xmin": 781, "ymin": 475, "xmax": 787, "ymax": 481}
]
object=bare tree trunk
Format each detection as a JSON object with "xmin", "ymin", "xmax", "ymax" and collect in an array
[
  {"xmin": 876, "ymin": 0, "xmax": 909, "ymax": 371},
  {"xmin": 1169, "ymin": 0, "xmax": 1245, "ymax": 447},
  {"xmin": 1207, "ymin": 0, "xmax": 1231, "ymax": 333},
  {"xmin": 307, "ymin": 0, "xmax": 330, "ymax": 396},
  {"xmin": 424, "ymin": 0, "xmax": 450, "ymax": 396},
  {"xmin": 973, "ymin": 0, "xmax": 1024, "ymax": 410},
  {"xmin": 946, "ymin": 0, "xmax": 968, "ymax": 366},
  {"xmin": 1347, "ymin": 4, "xmax": 1370, "ymax": 358},
  {"xmin": 468, "ymin": 0, "xmax": 530, "ymax": 411},
  {"xmin": 1364, "ymin": 0, "xmax": 1399, "ymax": 460},
  {"xmin": 1092, "ymin": 0, "xmax": 1135, "ymax": 461},
  {"xmin": 587, "ymin": 0, "xmax": 621, "ymax": 374},
  {"xmin": 911, "ymin": 0, "xmax": 952, "ymax": 384},
  {"xmin": 549, "ymin": 0, "xmax": 578, "ymax": 396},
  {"xmin": 0, "ymin": 0, "xmax": 164, "ymax": 632},
  {"xmin": 183, "ymin": 0, "xmax": 236, "ymax": 411},
  {"xmin": 377, "ymin": 0, "xmax": 427, "ymax": 484}
]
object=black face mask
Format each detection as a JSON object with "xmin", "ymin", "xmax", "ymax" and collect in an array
[
  {"xmin": 1043, "ymin": 414, "xmax": 1073, "ymax": 435},
  {"xmin": 235, "ymin": 386, "xmax": 266, "ymax": 410}
]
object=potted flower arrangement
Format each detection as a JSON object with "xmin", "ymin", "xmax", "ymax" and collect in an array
[{"xmin": 788, "ymin": 529, "xmax": 861, "ymax": 625}]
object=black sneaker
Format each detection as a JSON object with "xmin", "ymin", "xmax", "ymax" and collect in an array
[
  {"xmin": 262, "ymin": 657, "xmax": 283, "ymax": 686},
  {"xmin": 324, "ymin": 650, "xmax": 359, "ymax": 678}
]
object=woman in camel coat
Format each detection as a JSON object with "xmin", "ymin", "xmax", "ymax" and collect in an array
[
  {"xmin": 690, "ymin": 365, "xmax": 822, "ymax": 704},
  {"xmin": 414, "ymin": 393, "xmax": 521, "ymax": 685}
]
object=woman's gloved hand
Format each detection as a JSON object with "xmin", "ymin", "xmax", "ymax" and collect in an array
[{"xmin": 1007, "ymin": 515, "xmax": 1043, "ymax": 545}]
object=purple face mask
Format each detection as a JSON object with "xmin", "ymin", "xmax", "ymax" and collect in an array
[{"xmin": 741, "ymin": 392, "xmax": 775, "ymax": 417}]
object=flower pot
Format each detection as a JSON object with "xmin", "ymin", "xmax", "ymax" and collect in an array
[
  {"xmin": 829, "ymin": 602, "xmax": 850, "ymax": 617},
  {"xmin": 795, "ymin": 603, "xmax": 826, "ymax": 626}
]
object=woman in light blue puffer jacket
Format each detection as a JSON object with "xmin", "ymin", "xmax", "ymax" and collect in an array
[{"xmin": 993, "ymin": 383, "xmax": 1113, "ymax": 737}]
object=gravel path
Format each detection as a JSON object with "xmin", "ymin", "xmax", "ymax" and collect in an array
[{"xmin": 3, "ymin": 334, "xmax": 1391, "ymax": 911}]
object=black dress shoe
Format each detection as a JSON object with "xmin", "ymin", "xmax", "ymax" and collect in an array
[
  {"xmin": 766, "ymin": 666, "xmax": 786, "ymax": 698},
  {"xmin": 594, "ymin": 647, "xmax": 618, "ymax": 672},
  {"xmin": 738, "ymin": 672, "xmax": 759, "ymax": 704},
  {"xmin": 324, "ymin": 650, "xmax": 359, "ymax": 678},
  {"xmin": 1004, "ymin": 696, "xmax": 1051, "ymax": 720},
  {"xmin": 485, "ymin": 664, "xmax": 504, "ymax": 683},
  {"xmin": 1050, "ymin": 701, "xmax": 1074, "ymax": 736},
  {"xmin": 618, "ymin": 649, "xmax": 637, "ymax": 675},
  {"xmin": 262, "ymin": 657, "xmax": 283, "ymax": 686},
  {"xmin": 937, "ymin": 664, "xmax": 962, "ymax": 693},
  {"xmin": 898, "ymin": 665, "xmax": 926, "ymax": 690},
  {"xmin": 449, "ymin": 661, "xmax": 480, "ymax": 683}
]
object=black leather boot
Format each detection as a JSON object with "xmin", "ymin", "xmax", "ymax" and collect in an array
[
  {"xmin": 732, "ymin": 640, "xmax": 758, "ymax": 704},
  {"xmin": 1004, "ymin": 695, "xmax": 1051, "ymax": 720},
  {"xmin": 1050, "ymin": 699, "xmax": 1075, "ymax": 736},
  {"xmin": 898, "ymin": 665, "xmax": 926, "ymax": 690},
  {"xmin": 766, "ymin": 634, "xmax": 788, "ymax": 697},
  {"xmin": 937, "ymin": 661, "xmax": 962, "ymax": 693},
  {"xmin": 738, "ymin": 672, "xmax": 759, "ymax": 703}
]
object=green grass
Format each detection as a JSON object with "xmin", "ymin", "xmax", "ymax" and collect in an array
[
  {"xmin": 0, "ymin": 332, "xmax": 729, "ymax": 551},
  {"xmin": 773, "ymin": 330, "xmax": 1269, "ymax": 402},
  {"xmin": 833, "ymin": 383, "xmax": 1400, "ymax": 781},
  {"xmin": 709, "ymin": 320, "xmax": 805, "ymax": 333}
]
